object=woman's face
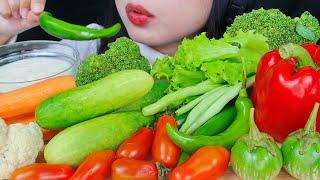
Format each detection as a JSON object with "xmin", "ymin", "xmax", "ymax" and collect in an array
[{"xmin": 115, "ymin": 0, "xmax": 213, "ymax": 52}]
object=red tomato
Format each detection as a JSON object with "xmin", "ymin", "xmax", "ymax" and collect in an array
[
  {"xmin": 112, "ymin": 158, "xmax": 158, "ymax": 180},
  {"xmin": 170, "ymin": 146, "xmax": 230, "ymax": 180},
  {"xmin": 69, "ymin": 150, "xmax": 115, "ymax": 180},
  {"xmin": 116, "ymin": 127, "xmax": 154, "ymax": 160},
  {"xmin": 12, "ymin": 163, "xmax": 74, "ymax": 180},
  {"xmin": 152, "ymin": 115, "xmax": 181, "ymax": 168}
]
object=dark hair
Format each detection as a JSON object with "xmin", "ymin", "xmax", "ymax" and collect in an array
[{"xmin": 99, "ymin": 0, "xmax": 229, "ymax": 53}]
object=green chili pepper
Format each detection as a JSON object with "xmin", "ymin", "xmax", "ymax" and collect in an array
[
  {"xmin": 177, "ymin": 152, "xmax": 190, "ymax": 165},
  {"xmin": 281, "ymin": 102, "xmax": 320, "ymax": 180},
  {"xmin": 193, "ymin": 105, "xmax": 236, "ymax": 136},
  {"xmin": 39, "ymin": 12, "xmax": 121, "ymax": 40},
  {"xmin": 231, "ymin": 108, "xmax": 283, "ymax": 180},
  {"xmin": 176, "ymin": 106, "xmax": 235, "ymax": 164},
  {"xmin": 166, "ymin": 86, "xmax": 253, "ymax": 153}
]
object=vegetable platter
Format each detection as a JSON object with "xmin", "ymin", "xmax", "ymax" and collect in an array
[{"xmin": 1, "ymin": 8, "xmax": 320, "ymax": 180}]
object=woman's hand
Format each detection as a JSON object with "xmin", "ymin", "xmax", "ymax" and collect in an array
[{"xmin": 0, "ymin": 0, "xmax": 46, "ymax": 45}]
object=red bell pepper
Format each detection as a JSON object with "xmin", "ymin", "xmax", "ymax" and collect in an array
[
  {"xmin": 302, "ymin": 44, "xmax": 320, "ymax": 65},
  {"xmin": 252, "ymin": 43, "xmax": 320, "ymax": 142}
]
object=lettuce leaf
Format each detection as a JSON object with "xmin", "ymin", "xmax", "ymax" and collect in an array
[{"xmin": 152, "ymin": 31, "xmax": 269, "ymax": 88}]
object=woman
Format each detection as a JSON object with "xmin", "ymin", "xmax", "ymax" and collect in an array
[{"xmin": 0, "ymin": 0, "xmax": 235, "ymax": 62}]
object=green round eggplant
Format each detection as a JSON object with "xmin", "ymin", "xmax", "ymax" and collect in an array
[
  {"xmin": 281, "ymin": 103, "xmax": 320, "ymax": 180},
  {"xmin": 231, "ymin": 109, "xmax": 283, "ymax": 180}
]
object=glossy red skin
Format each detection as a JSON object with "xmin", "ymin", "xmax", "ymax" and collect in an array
[
  {"xmin": 302, "ymin": 44, "xmax": 320, "ymax": 65},
  {"xmin": 152, "ymin": 115, "xmax": 181, "ymax": 168},
  {"xmin": 252, "ymin": 48, "xmax": 320, "ymax": 142},
  {"xmin": 111, "ymin": 158, "xmax": 158, "ymax": 180},
  {"xmin": 12, "ymin": 163, "xmax": 74, "ymax": 180},
  {"xmin": 69, "ymin": 150, "xmax": 115, "ymax": 180},
  {"xmin": 169, "ymin": 146, "xmax": 230, "ymax": 180},
  {"xmin": 116, "ymin": 128, "xmax": 154, "ymax": 160}
]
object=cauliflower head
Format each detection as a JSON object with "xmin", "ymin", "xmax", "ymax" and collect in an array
[{"xmin": 0, "ymin": 119, "xmax": 43, "ymax": 179}]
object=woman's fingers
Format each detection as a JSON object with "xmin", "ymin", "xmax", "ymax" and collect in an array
[
  {"xmin": 8, "ymin": 0, "xmax": 21, "ymax": 18},
  {"xmin": 0, "ymin": 1, "xmax": 12, "ymax": 18},
  {"xmin": 20, "ymin": 0, "xmax": 31, "ymax": 18},
  {"xmin": 30, "ymin": 0, "xmax": 45, "ymax": 14}
]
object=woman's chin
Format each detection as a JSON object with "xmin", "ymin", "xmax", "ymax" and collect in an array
[{"xmin": 127, "ymin": 30, "xmax": 164, "ymax": 47}]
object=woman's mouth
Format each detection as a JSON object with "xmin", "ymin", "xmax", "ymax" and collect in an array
[{"xmin": 126, "ymin": 3, "xmax": 155, "ymax": 26}]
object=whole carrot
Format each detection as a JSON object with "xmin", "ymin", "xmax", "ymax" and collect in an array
[{"xmin": 0, "ymin": 76, "xmax": 76, "ymax": 119}]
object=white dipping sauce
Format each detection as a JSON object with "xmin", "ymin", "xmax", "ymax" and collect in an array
[{"xmin": 0, "ymin": 57, "xmax": 73, "ymax": 93}]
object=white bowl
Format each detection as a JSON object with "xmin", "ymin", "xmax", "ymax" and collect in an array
[{"xmin": 0, "ymin": 41, "xmax": 79, "ymax": 92}]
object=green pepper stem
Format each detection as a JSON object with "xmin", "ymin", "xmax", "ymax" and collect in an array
[
  {"xmin": 304, "ymin": 102, "xmax": 320, "ymax": 133},
  {"xmin": 279, "ymin": 43, "xmax": 319, "ymax": 70},
  {"xmin": 241, "ymin": 57, "xmax": 247, "ymax": 89},
  {"xmin": 249, "ymin": 108, "xmax": 262, "ymax": 140}
]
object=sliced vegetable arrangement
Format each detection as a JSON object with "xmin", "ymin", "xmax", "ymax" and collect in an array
[{"xmin": 2, "ymin": 8, "xmax": 320, "ymax": 180}]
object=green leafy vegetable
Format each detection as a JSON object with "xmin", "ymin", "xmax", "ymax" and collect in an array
[{"xmin": 151, "ymin": 31, "xmax": 269, "ymax": 90}]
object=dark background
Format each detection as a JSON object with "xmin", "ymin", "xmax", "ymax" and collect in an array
[{"xmin": 17, "ymin": 0, "xmax": 320, "ymax": 42}]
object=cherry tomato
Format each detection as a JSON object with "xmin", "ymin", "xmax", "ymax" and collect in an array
[
  {"xmin": 116, "ymin": 127, "xmax": 154, "ymax": 160},
  {"xmin": 69, "ymin": 150, "xmax": 115, "ymax": 180},
  {"xmin": 152, "ymin": 115, "xmax": 181, "ymax": 168},
  {"xmin": 112, "ymin": 158, "xmax": 158, "ymax": 180},
  {"xmin": 12, "ymin": 163, "xmax": 74, "ymax": 180},
  {"xmin": 169, "ymin": 146, "xmax": 230, "ymax": 180}
]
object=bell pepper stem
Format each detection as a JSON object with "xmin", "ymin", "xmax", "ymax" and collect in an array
[
  {"xmin": 249, "ymin": 108, "xmax": 262, "ymax": 140},
  {"xmin": 304, "ymin": 102, "xmax": 319, "ymax": 133},
  {"xmin": 279, "ymin": 43, "xmax": 319, "ymax": 70}
]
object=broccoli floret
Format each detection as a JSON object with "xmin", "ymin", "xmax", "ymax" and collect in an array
[
  {"xmin": 225, "ymin": 8, "xmax": 320, "ymax": 50},
  {"xmin": 76, "ymin": 37, "xmax": 151, "ymax": 86},
  {"xmin": 294, "ymin": 11, "xmax": 320, "ymax": 43}
]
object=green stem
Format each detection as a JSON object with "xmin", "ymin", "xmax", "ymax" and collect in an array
[
  {"xmin": 246, "ymin": 75, "xmax": 255, "ymax": 88},
  {"xmin": 241, "ymin": 57, "xmax": 247, "ymax": 89},
  {"xmin": 279, "ymin": 43, "xmax": 319, "ymax": 70},
  {"xmin": 304, "ymin": 102, "xmax": 320, "ymax": 133},
  {"xmin": 249, "ymin": 108, "xmax": 263, "ymax": 140}
]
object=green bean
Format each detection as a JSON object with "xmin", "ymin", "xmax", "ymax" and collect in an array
[
  {"xmin": 175, "ymin": 90, "xmax": 212, "ymax": 116},
  {"xmin": 142, "ymin": 80, "xmax": 220, "ymax": 116},
  {"xmin": 180, "ymin": 86, "xmax": 228, "ymax": 133},
  {"xmin": 186, "ymin": 83, "xmax": 241, "ymax": 134}
]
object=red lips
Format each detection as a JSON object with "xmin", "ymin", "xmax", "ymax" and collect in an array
[{"xmin": 126, "ymin": 3, "xmax": 155, "ymax": 26}]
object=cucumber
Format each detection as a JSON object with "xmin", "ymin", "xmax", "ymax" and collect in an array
[
  {"xmin": 118, "ymin": 80, "xmax": 169, "ymax": 112},
  {"xmin": 36, "ymin": 70, "xmax": 154, "ymax": 129},
  {"xmin": 44, "ymin": 112, "xmax": 154, "ymax": 166}
]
